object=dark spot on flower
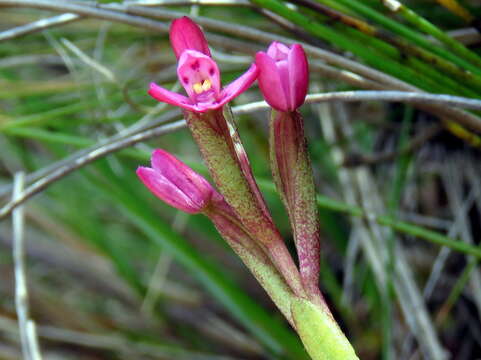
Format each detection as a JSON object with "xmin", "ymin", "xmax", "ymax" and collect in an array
[
  {"xmin": 183, "ymin": 77, "xmax": 189, "ymax": 84},
  {"xmin": 209, "ymin": 68, "xmax": 214, "ymax": 76},
  {"xmin": 191, "ymin": 61, "xmax": 200, "ymax": 70}
]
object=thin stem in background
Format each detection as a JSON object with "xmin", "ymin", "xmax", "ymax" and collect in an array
[
  {"xmin": 241, "ymin": 91, "xmax": 481, "ymax": 113},
  {"xmin": 0, "ymin": 117, "xmax": 184, "ymax": 220},
  {"xmin": 0, "ymin": 315, "xmax": 241, "ymax": 360},
  {"xmin": 314, "ymin": 96, "xmax": 444, "ymax": 359},
  {"xmin": 12, "ymin": 172, "xmax": 43, "ymax": 360},
  {"xmin": 0, "ymin": 13, "xmax": 80, "ymax": 42},
  {"xmin": 384, "ymin": 105, "xmax": 414, "ymax": 360},
  {"xmin": 0, "ymin": 92, "xmax": 481, "ymax": 258},
  {"xmin": 2, "ymin": 90, "xmax": 481, "ymax": 218},
  {"xmin": 0, "ymin": 91, "xmax": 481, "ymax": 201},
  {"xmin": 3, "ymin": 0, "xmax": 481, "ymax": 136},
  {"xmin": 3, "ymin": 0, "xmax": 481, "ymax": 131}
]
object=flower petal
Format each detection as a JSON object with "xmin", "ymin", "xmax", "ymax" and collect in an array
[
  {"xmin": 255, "ymin": 52, "xmax": 288, "ymax": 111},
  {"xmin": 218, "ymin": 64, "xmax": 258, "ymax": 107},
  {"xmin": 137, "ymin": 166, "xmax": 200, "ymax": 213},
  {"xmin": 150, "ymin": 149, "xmax": 213, "ymax": 207},
  {"xmin": 288, "ymin": 44, "xmax": 309, "ymax": 110},
  {"xmin": 267, "ymin": 41, "xmax": 290, "ymax": 61},
  {"xmin": 170, "ymin": 16, "xmax": 211, "ymax": 59},
  {"xmin": 148, "ymin": 82, "xmax": 197, "ymax": 111}
]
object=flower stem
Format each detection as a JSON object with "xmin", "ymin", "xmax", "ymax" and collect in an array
[
  {"xmin": 291, "ymin": 297, "xmax": 359, "ymax": 360},
  {"xmin": 269, "ymin": 110, "xmax": 322, "ymax": 302},
  {"xmin": 184, "ymin": 107, "xmax": 306, "ymax": 297},
  {"xmin": 204, "ymin": 199, "xmax": 296, "ymax": 326}
]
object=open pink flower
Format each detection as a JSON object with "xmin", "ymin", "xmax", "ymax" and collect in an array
[
  {"xmin": 148, "ymin": 17, "xmax": 258, "ymax": 113},
  {"xmin": 255, "ymin": 42, "xmax": 308, "ymax": 112},
  {"xmin": 137, "ymin": 149, "xmax": 217, "ymax": 214}
]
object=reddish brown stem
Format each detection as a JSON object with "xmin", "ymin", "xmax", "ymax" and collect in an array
[{"xmin": 269, "ymin": 110, "xmax": 322, "ymax": 302}]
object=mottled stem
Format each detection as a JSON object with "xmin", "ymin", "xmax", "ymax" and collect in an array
[
  {"xmin": 204, "ymin": 197, "xmax": 296, "ymax": 326},
  {"xmin": 269, "ymin": 110, "xmax": 322, "ymax": 303},
  {"xmin": 184, "ymin": 107, "xmax": 305, "ymax": 297}
]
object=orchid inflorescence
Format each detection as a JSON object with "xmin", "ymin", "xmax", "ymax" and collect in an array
[{"xmin": 137, "ymin": 17, "xmax": 358, "ymax": 360}]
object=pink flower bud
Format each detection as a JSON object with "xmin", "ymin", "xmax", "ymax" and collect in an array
[
  {"xmin": 255, "ymin": 42, "xmax": 309, "ymax": 112},
  {"xmin": 148, "ymin": 17, "xmax": 258, "ymax": 113},
  {"xmin": 137, "ymin": 149, "xmax": 216, "ymax": 214}
]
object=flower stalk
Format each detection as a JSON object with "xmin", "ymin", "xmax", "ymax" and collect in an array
[
  {"xmin": 269, "ymin": 110, "xmax": 323, "ymax": 303},
  {"xmin": 257, "ymin": 42, "xmax": 322, "ymax": 303},
  {"xmin": 184, "ymin": 108, "xmax": 306, "ymax": 298},
  {"xmin": 257, "ymin": 41, "xmax": 359, "ymax": 359},
  {"xmin": 204, "ymin": 197, "xmax": 296, "ymax": 325},
  {"xmin": 291, "ymin": 298, "xmax": 359, "ymax": 360}
]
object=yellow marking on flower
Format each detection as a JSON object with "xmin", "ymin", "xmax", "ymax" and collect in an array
[
  {"xmin": 193, "ymin": 82, "xmax": 203, "ymax": 94},
  {"xmin": 202, "ymin": 79, "xmax": 212, "ymax": 91}
]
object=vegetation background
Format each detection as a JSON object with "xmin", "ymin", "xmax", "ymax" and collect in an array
[{"xmin": 1, "ymin": 0, "xmax": 481, "ymax": 359}]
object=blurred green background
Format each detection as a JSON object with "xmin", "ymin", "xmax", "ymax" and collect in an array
[{"xmin": 1, "ymin": 1, "xmax": 481, "ymax": 359}]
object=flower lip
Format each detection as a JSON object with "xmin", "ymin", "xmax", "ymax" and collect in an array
[
  {"xmin": 149, "ymin": 59, "xmax": 258, "ymax": 113},
  {"xmin": 177, "ymin": 50, "xmax": 221, "ymax": 104},
  {"xmin": 137, "ymin": 149, "xmax": 215, "ymax": 214}
]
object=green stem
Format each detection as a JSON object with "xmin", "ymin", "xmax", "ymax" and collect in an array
[
  {"xmin": 291, "ymin": 297, "xmax": 359, "ymax": 360},
  {"xmin": 184, "ymin": 108, "xmax": 306, "ymax": 297},
  {"xmin": 439, "ymin": 256, "xmax": 477, "ymax": 321},
  {"xmin": 98, "ymin": 164, "xmax": 307, "ymax": 358},
  {"xmin": 205, "ymin": 204, "xmax": 297, "ymax": 326}
]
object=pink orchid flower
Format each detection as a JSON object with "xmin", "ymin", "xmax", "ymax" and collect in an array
[
  {"xmin": 148, "ymin": 17, "xmax": 258, "ymax": 113},
  {"xmin": 255, "ymin": 42, "xmax": 309, "ymax": 112},
  {"xmin": 137, "ymin": 149, "xmax": 218, "ymax": 214}
]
